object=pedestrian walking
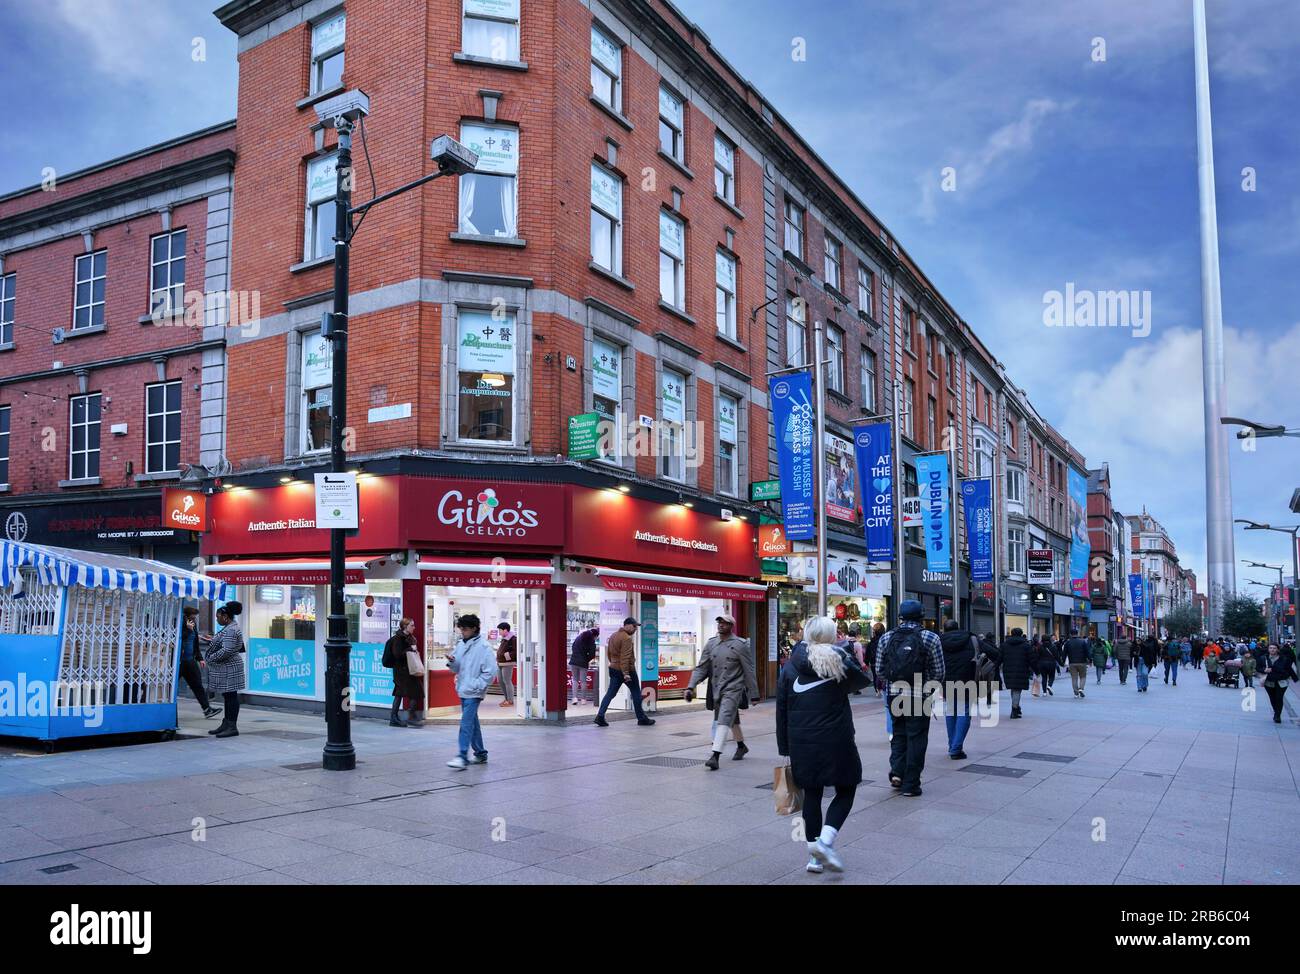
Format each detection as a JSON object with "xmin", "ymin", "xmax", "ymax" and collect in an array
[
  {"xmin": 1062, "ymin": 630, "xmax": 1091, "ymax": 697},
  {"xmin": 776, "ymin": 616, "xmax": 869, "ymax": 873},
  {"xmin": 876, "ymin": 600, "xmax": 945, "ymax": 797},
  {"xmin": 1162, "ymin": 637, "xmax": 1182, "ymax": 686},
  {"xmin": 999, "ymin": 628, "xmax": 1034, "ymax": 718},
  {"xmin": 866, "ymin": 621, "xmax": 886, "ymax": 702},
  {"xmin": 939, "ymin": 619, "xmax": 980, "ymax": 759},
  {"xmin": 204, "ymin": 601, "xmax": 245, "ymax": 739},
  {"xmin": 1242, "ymin": 650, "xmax": 1257, "ymax": 689},
  {"xmin": 495, "ymin": 621, "xmax": 517, "ymax": 708},
  {"xmin": 1190, "ymin": 635, "xmax": 1204, "ymax": 670},
  {"xmin": 1036, "ymin": 638, "xmax": 1058, "ymax": 695},
  {"xmin": 383, "ymin": 617, "xmax": 424, "ymax": 727},
  {"xmin": 1135, "ymin": 634, "xmax": 1158, "ymax": 692},
  {"xmin": 569, "ymin": 625, "xmax": 599, "ymax": 706},
  {"xmin": 979, "ymin": 632, "xmax": 1002, "ymax": 707},
  {"xmin": 1090, "ymin": 636, "xmax": 1108, "ymax": 684},
  {"xmin": 845, "ymin": 623, "xmax": 867, "ymax": 695},
  {"xmin": 1262, "ymin": 643, "xmax": 1299, "ymax": 724},
  {"xmin": 446, "ymin": 614, "xmax": 497, "ymax": 769},
  {"xmin": 593, "ymin": 617, "xmax": 656, "ymax": 727},
  {"xmin": 1204, "ymin": 640, "xmax": 1221, "ymax": 685},
  {"xmin": 1113, "ymin": 635, "xmax": 1133, "ymax": 685},
  {"xmin": 685, "ymin": 613, "xmax": 758, "ymax": 769},
  {"xmin": 177, "ymin": 607, "xmax": 221, "ymax": 720}
]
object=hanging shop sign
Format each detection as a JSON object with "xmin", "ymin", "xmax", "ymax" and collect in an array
[
  {"xmin": 750, "ymin": 480, "xmax": 781, "ymax": 502},
  {"xmin": 852, "ymin": 422, "xmax": 893, "ymax": 562},
  {"xmin": 769, "ymin": 372, "xmax": 815, "ymax": 540},
  {"xmin": 567, "ymin": 412, "xmax": 602, "ymax": 459},
  {"xmin": 961, "ymin": 478, "xmax": 993, "ymax": 582},
  {"xmin": 915, "ymin": 453, "xmax": 951, "ymax": 573},
  {"xmin": 162, "ymin": 487, "xmax": 208, "ymax": 533}
]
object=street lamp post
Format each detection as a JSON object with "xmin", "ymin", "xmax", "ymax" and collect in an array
[
  {"xmin": 314, "ymin": 90, "xmax": 477, "ymax": 771},
  {"xmin": 1237, "ymin": 519, "xmax": 1300, "ymax": 644}
]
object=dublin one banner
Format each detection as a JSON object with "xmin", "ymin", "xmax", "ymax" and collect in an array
[
  {"xmin": 915, "ymin": 452, "xmax": 951, "ymax": 573},
  {"xmin": 1128, "ymin": 573, "xmax": 1147, "ymax": 619},
  {"xmin": 852, "ymin": 422, "xmax": 894, "ymax": 561},
  {"xmin": 961, "ymin": 478, "xmax": 993, "ymax": 582},
  {"xmin": 769, "ymin": 372, "xmax": 816, "ymax": 540}
]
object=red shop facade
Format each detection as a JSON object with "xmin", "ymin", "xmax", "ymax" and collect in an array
[{"xmin": 199, "ymin": 474, "xmax": 764, "ymax": 721}]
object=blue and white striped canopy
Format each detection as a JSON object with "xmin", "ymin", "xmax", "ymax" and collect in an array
[{"xmin": 0, "ymin": 540, "xmax": 230, "ymax": 602}]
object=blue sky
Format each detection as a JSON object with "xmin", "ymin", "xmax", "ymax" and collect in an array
[{"xmin": 3, "ymin": 0, "xmax": 1297, "ymax": 590}]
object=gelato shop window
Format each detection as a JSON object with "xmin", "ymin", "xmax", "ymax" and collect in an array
[
  {"xmin": 424, "ymin": 585, "xmax": 521, "ymax": 673},
  {"xmin": 345, "ymin": 581, "xmax": 402, "ymax": 708},
  {"xmin": 245, "ymin": 584, "xmax": 319, "ymax": 699},
  {"xmin": 654, "ymin": 596, "xmax": 728, "ymax": 698}
]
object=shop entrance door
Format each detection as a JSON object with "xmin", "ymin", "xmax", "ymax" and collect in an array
[{"xmin": 519, "ymin": 590, "xmax": 545, "ymax": 718}]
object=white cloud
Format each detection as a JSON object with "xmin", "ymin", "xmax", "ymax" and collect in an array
[{"xmin": 47, "ymin": 0, "xmax": 188, "ymax": 82}]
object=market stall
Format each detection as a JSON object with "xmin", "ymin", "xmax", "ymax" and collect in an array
[{"xmin": 0, "ymin": 540, "xmax": 229, "ymax": 744}]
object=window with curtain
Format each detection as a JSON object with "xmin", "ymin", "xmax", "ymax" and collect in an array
[
  {"xmin": 715, "ymin": 250, "xmax": 736, "ymax": 339},
  {"xmin": 785, "ymin": 295, "xmax": 807, "ymax": 367},
  {"xmin": 718, "ymin": 393, "xmax": 739, "ymax": 496},
  {"xmin": 658, "ymin": 211, "xmax": 685, "ymax": 309},
  {"xmin": 660, "ymin": 369, "xmax": 687, "ymax": 482},
  {"xmin": 592, "ymin": 337, "xmax": 623, "ymax": 463},
  {"xmin": 658, "ymin": 84, "xmax": 684, "ymax": 161},
  {"xmin": 300, "ymin": 330, "xmax": 332, "ymax": 454},
  {"xmin": 310, "ymin": 11, "xmax": 345, "ymax": 94},
  {"xmin": 590, "ymin": 24, "xmax": 621, "ymax": 109},
  {"xmin": 590, "ymin": 163, "xmax": 622, "ymax": 274},
  {"xmin": 305, "ymin": 153, "xmax": 338, "ymax": 261},
  {"xmin": 458, "ymin": 123, "xmax": 518, "ymax": 239},
  {"xmin": 462, "ymin": 0, "xmax": 520, "ymax": 61},
  {"xmin": 713, "ymin": 133, "xmax": 735, "ymax": 202}
]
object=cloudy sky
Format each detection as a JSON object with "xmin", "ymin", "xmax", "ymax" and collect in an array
[{"xmin": 3, "ymin": 0, "xmax": 1297, "ymax": 590}]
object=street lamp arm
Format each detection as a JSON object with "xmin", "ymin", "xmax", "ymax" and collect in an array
[{"xmin": 348, "ymin": 167, "xmax": 449, "ymax": 222}]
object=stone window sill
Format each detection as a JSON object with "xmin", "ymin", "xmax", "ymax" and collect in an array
[
  {"xmin": 63, "ymin": 324, "xmax": 107, "ymax": 340},
  {"xmin": 714, "ymin": 193, "xmax": 744, "ymax": 219},
  {"xmin": 290, "ymin": 255, "xmax": 333, "ymax": 274},
  {"xmin": 716, "ymin": 333, "xmax": 747, "ymax": 354},
  {"xmin": 449, "ymin": 232, "xmax": 527, "ymax": 248},
  {"xmin": 658, "ymin": 301, "xmax": 696, "ymax": 326},
  {"xmin": 134, "ymin": 471, "xmax": 181, "ymax": 483},
  {"xmin": 59, "ymin": 477, "xmax": 102, "ymax": 488},
  {"xmin": 590, "ymin": 95, "xmax": 633, "ymax": 131},
  {"xmin": 589, "ymin": 262, "xmax": 634, "ymax": 291},
  {"xmin": 657, "ymin": 150, "xmax": 694, "ymax": 181},
  {"xmin": 0, "ymin": 341, "xmax": 13, "ymax": 353},
  {"xmin": 296, "ymin": 83, "xmax": 347, "ymax": 112},
  {"xmin": 452, "ymin": 52, "xmax": 529, "ymax": 72}
]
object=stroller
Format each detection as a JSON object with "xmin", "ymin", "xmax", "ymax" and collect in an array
[{"xmin": 1215, "ymin": 658, "xmax": 1241, "ymax": 688}]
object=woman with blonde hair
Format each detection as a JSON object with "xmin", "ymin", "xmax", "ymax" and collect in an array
[{"xmin": 776, "ymin": 615, "xmax": 869, "ymax": 874}]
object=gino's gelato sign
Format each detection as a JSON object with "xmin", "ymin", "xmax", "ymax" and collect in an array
[{"xmin": 436, "ymin": 487, "xmax": 541, "ymax": 539}]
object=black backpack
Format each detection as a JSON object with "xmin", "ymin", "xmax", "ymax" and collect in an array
[{"xmin": 881, "ymin": 627, "xmax": 929, "ymax": 684}]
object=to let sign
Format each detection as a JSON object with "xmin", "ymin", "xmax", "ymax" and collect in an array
[{"xmin": 314, "ymin": 473, "xmax": 359, "ymax": 529}]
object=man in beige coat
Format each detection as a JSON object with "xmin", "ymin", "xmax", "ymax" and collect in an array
[{"xmin": 686, "ymin": 613, "xmax": 759, "ymax": 770}]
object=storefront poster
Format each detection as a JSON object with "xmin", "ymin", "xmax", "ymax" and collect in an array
[
  {"xmin": 852, "ymin": 422, "xmax": 893, "ymax": 562},
  {"xmin": 1067, "ymin": 467, "xmax": 1090, "ymax": 599},
  {"xmin": 915, "ymin": 453, "xmax": 951, "ymax": 573},
  {"xmin": 568, "ymin": 413, "xmax": 601, "ymax": 459},
  {"xmin": 358, "ymin": 601, "xmax": 391, "ymax": 644},
  {"xmin": 349, "ymin": 643, "xmax": 394, "ymax": 706},
  {"xmin": 458, "ymin": 310, "xmax": 516, "ymax": 375},
  {"xmin": 246, "ymin": 638, "xmax": 316, "ymax": 697},
  {"xmin": 769, "ymin": 372, "xmax": 815, "ymax": 540},
  {"xmin": 961, "ymin": 478, "xmax": 993, "ymax": 582},
  {"xmin": 639, "ymin": 597, "xmax": 659, "ymax": 686},
  {"xmin": 825, "ymin": 432, "xmax": 856, "ymax": 522}
]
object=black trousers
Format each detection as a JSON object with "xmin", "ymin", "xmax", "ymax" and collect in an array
[
  {"xmin": 889, "ymin": 711, "xmax": 930, "ymax": 791},
  {"xmin": 223, "ymin": 692, "xmax": 240, "ymax": 726},
  {"xmin": 1266, "ymin": 684, "xmax": 1287, "ymax": 720},
  {"xmin": 802, "ymin": 784, "xmax": 857, "ymax": 840},
  {"xmin": 177, "ymin": 658, "xmax": 211, "ymax": 710},
  {"xmin": 1117, "ymin": 659, "xmax": 1130, "ymax": 683}
]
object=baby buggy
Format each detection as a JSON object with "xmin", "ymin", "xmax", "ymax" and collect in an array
[{"xmin": 1215, "ymin": 658, "xmax": 1241, "ymax": 688}]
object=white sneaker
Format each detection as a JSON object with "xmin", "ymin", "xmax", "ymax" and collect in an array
[
  {"xmin": 446, "ymin": 756, "xmax": 468, "ymax": 770},
  {"xmin": 808, "ymin": 839, "xmax": 844, "ymax": 873},
  {"xmin": 805, "ymin": 857, "xmax": 824, "ymax": 874}
]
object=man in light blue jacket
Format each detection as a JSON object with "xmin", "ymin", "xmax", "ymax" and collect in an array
[{"xmin": 446, "ymin": 613, "xmax": 498, "ymax": 770}]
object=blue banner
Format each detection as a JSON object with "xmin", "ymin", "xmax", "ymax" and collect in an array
[
  {"xmin": 1067, "ymin": 467, "xmax": 1090, "ymax": 600},
  {"xmin": 853, "ymin": 423, "xmax": 894, "ymax": 562},
  {"xmin": 769, "ymin": 372, "xmax": 816, "ymax": 540},
  {"xmin": 961, "ymin": 478, "xmax": 993, "ymax": 582},
  {"xmin": 1128, "ymin": 574, "xmax": 1146, "ymax": 618},
  {"xmin": 915, "ymin": 453, "xmax": 951, "ymax": 573}
]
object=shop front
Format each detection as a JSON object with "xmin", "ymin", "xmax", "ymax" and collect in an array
[
  {"xmin": 905, "ymin": 556, "xmax": 960, "ymax": 631},
  {"xmin": 1, "ymin": 492, "xmax": 200, "ymax": 569},
  {"xmin": 1004, "ymin": 582, "xmax": 1032, "ymax": 638}
]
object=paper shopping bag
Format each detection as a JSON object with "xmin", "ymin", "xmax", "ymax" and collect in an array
[
  {"xmin": 1030, "ymin": 675, "xmax": 1041, "ymax": 697},
  {"xmin": 773, "ymin": 763, "xmax": 803, "ymax": 816}
]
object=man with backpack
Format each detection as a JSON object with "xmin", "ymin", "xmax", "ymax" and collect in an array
[
  {"xmin": 874, "ymin": 600, "xmax": 945, "ymax": 797},
  {"xmin": 939, "ymin": 619, "xmax": 981, "ymax": 760}
]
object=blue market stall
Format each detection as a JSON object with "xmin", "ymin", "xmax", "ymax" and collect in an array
[{"xmin": 0, "ymin": 540, "xmax": 229, "ymax": 744}]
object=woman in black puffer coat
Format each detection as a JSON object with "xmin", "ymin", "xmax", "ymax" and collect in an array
[
  {"xmin": 998, "ymin": 629, "xmax": 1034, "ymax": 718},
  {"xmin": 777, "ymin": 615, "xmax": 869, "ymax": 875},
  {"xmin": 1037, "ymin": 640, "xmax": 1059, "ymax": 695}
]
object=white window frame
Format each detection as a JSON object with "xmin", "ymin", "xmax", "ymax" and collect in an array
[
  {"xmin": 715, "ymin": 249, "xmax": 737, "ymax": 339},
  {"xmin": 455, "ymin": 308, "xmax": 519, "ymax": 446},
  {"xmin": 1007, "ymin": 467, "xmax": 1024, "ymax": 503},
  {"xmin": 144, "ymin": 380, "xmax": 182, "ymax": 474},
  {"xmin": 300, "ymin": 330, "xmax": 333, "ymax": 455},
  {"xmin": 69, "ymin": 392, "xmax": 102, "ymax": 481},
  {"xmin": 785, "ymin": 295, "xmax": 807, "ymax": 367},
  {"xmin": 660, "ymin": 368, "xmax": 688, "ymax": 483},
  {"xmin": 903, "ymin": 378, "xmax": 915, "ymax": 438},
  {"xmin": 1009, "ymin": 528, "xmax": 1026, "ymax": 575},
  {"xmin": 310, "ymin": 10, "xmax": 346, "ymax": 95},
  {"xmin": 859, "ymin": 346, "xmax": 876, "ymax": 412},
  {"xmin": 0, "ymin": 405, "xmax": 9, "ymax": 486},
  {"xmin": 305, "ymin": 152, "xmax": 338, "ymax": 262},
  {"xmin": 458, "ymin": 122, "xmax": 519, "ymax": 239},
  {"xmin": 590, "ymin": 162, "xmax": 623, "ymax": 276},
  {"xmin": 826, "ymin": 323, "xmax": 845, "ymax": 394},
  {"xmin": 713, "ymin": 132, "xmax": 735, "ymax": 203},
  {"xmin": 0, "ymin": 272, "xmax": 14, "ymax": 345},
  {"xmin": 857, "ymin": 264, "xmax": 874, "ymax": 319},
  {"xmin": 718, "ymin": 392, "xmax": 740, "ymax": 497},
  {"xmin": 149, "ymin": 229, "xmax": 186, "ymax": 319},
  {"xmin": 462, "ymin": 0, "xmax": 520, "ymax": 62},
  {"xmin": 658, "ymin": 84, "xmax": 685, "ymax": 162},
  {"xmin": 783, "ymin": 199, "xmax": 804, "ymax": 257},
  {"xmin": 590, "ymin": 24, "xmax": 621, "ymax": 111},
  {"xmin": 824, "ymin": 235, "xmax": 842, "ymax": 291},
  {"xmin": 591, "ymin": 337, "xmax": 624, "ymax": 465},
  {"xmin": 73, "ymin": 250, "xmax": 106, "ymax": 331},
  {"xmin": 658, "ymin": 210, "xmax": 685, "ymax": 309}
]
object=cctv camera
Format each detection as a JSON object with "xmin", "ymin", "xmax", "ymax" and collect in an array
[
  {"xmin": 314, "ymin": 89, "xmax": 370, "ymax": 128},
  {"xmin": 430, "ymin": 135, "xmax": 479, "ymax": 176}
]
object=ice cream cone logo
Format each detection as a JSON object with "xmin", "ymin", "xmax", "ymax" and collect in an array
[{"xmin": 476, "ymin": 488, "xmax": 499, "ymax": 520}]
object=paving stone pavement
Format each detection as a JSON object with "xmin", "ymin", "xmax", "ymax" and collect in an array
[{"xmin": 1, "ymin": 666, "xmax": 1297, "ymax": 885}]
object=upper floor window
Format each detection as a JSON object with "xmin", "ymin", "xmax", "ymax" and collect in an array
[
  {"xmin": 825, "ymin": 324, "xmax": 845, "ymax": 394},
  {"xmin": 145, "ymin": 380, "xmax": 182, "ymax": 474},
  {"xmin": 305, "ymin": 153, "xmax": 338, "ymax": 261},
  {"xmin": 902, "ymin": 377, "xmax": 915, "ymax": 438},
  {"xmin": 462, "ymin": 0, "xmax": 520, "ymax": 62},
  {"xmin": 926, "ymin": 330, "xmax": 937, "ymax": 373},
  {"xmin": 859, "ymin": 347, "xmax": 876, "ymax": 412},
  {"xmin": 927, "ymin": 397, "xmax": 937, "ymax": 448},
  {"xmin": 945, "ymin": 346, "xmax": 955, "ymax": 388},
  {"xmin": 0, "ymin": 405, "xmax": 9, "ymax": 486},
  {"xmin": 458, "ymin": 123, "xmax": 518, "ymax": 239},
  {"xmin": 718, "ymin": 393, "xmax": 740, "ymax": 497},
  {"xmin": 300, "ymin": 330, "xmax": 332, "ymax": 454},
  {"xmin": 0, "ymin": 273, "xmax": 13, "ymax": 345},
  {"xmin": 73, "ymin": 250, "xmax": 106, "ymax": 331},
  {"xmin": 590, "ymin": 24, "xmax": 621, "ymax": 110},
  {"xmin": 658, "ymin": 211, "xmax": 685, "ymax": 309},
  {"xmin": 823, "ymin": 235, "xmax": 842, "ymax": 291},
  {"xmin": 592, "ymin": 337, "xmax": 623, "ymax": 464},
  {"xmin": 785, "ymin": 295, "xmax": 807, "ymax": 367},
  {"xmin": 857, "ymin": 265, "xmax": 874, "ymax": 319},
  {"xmin": 658, "ymin": 85, "xmax": 685, "ymax": 162},
  {"xmin": 660, "ymin": 368, "xmax": 687, "ymax": 482},
  {"xmin": 310, "ymin": 11, "xmax": 345, "ymax": 94},
  {"xmin": 1008, "ymin": 527, "xmax": 1026, "ymax": 575},
  {"xmin": 149, "ymin": 229, "xmax": 187, "ymax": 319},
  {"xmin": 69, "ymin": 392, "xmax": 102, "ymax": 481},
  {"xmin": 713, "ymin": 133, "xmax": 735, "ymax": 203},
  {"xmin": 457, "ymin": 309, "xmax": 517, "ymax": 444},
  {"xmin": 715, "ymin": 250, "xmax": 737, "ymax": 340},
  {"xmin": 783, "ymin": 199, "xmax": 804, "ymax": 257},
  {"xmin": 1007, "ymin": 467, "xmax": 1024, "ymax": 502},
  {"xmin": 590, "ymin": 163, "xmax": 622, "ymax": 275}
]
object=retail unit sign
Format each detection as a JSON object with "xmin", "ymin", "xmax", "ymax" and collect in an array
[
  {"xmin": 162, "ymin": 487, "xmax": 207, "ymax": 532},
  {"xmin": 568, "ymin": 413, "xmax": 601, "ymax": 459},
  {"xmin": 901, "ymin": 496, "xmax": 922, "ymax": 529},
  {"xmin": 757, "ymin": 522, "xmax": 791, "ymax": 557},
  {"xmin": 1027, "ymin": 548, "xmax": 1054, "ymax": 586},
  {"xmin": 750, "ymin": 480, "xmax": 781, "ymax": 502},
  {"xmin": 314, "ymin": 473, "xmax": 358, "ymax": 530}
]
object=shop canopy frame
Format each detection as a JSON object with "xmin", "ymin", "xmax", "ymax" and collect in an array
[
  {"xmin": 417, "ymin": 556, "xmax": 554, "ymax": 588},
  {"xmin": 205, "ymin": 557, "xmax": 371, "ymax": 585},
  {"xmin": 570, "ymin": 562, "xmax": 768, "ymax": 602}
]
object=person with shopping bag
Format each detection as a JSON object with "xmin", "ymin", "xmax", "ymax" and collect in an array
[
  {"xmin": 383, "ymin": 617, "xmax": 424, "ymax": 727},
  {"xmin": 775, "ymin": 616, "xmax": 869, "ymax": 874}
]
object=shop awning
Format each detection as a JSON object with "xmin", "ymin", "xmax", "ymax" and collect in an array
[
  {"xmin": 585, "ymin": 564, "xmax": 767, "ymax": 602},
  {"xmin": 1, "ymin": 539, "xmax": 230, "ymax": 601},
  {"xmin": 418, "ymin": 557, "xmax": 554, "ymax": 589},
  {"xmin": 206, "ymin": 558, "xmax": 368, "ymax": 585}
]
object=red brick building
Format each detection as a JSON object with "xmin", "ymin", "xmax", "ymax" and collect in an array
[{"xmin": 0, "ymin": 123, "xmax": 236, "ymax": 568}]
